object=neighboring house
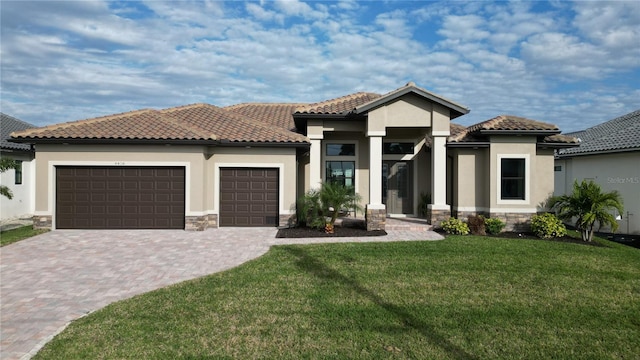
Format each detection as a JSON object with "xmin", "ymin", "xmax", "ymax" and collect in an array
[
  {"xmin": 1, "ymin": 113, "xmax": 36, "ymax": 221},
  {"xmin": 555, "ymin": 110, "xmax": 640, "ymax": 235},
  {"xmin": 10, "ymin": 82, "xmax": 576, "ymax": 231}
]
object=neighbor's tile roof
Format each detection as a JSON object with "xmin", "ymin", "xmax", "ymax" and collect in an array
[
  {"xmin": 225, "ymin": 103, "xmax": 304, "ymax": 131},
  {"xmin": 1, "ymin": 113, "xmax": 35, "ymax": 151},
  {"xmin": 558, "ymin": 109, "xmax": 640, "ymax": 156},
  {"xmin": 10, "ymin": 104, "xmax": 308, "ymax": 144},
  {"xmin": 294, "ymin": 92, "xmax": 382, "ymax": 115}
]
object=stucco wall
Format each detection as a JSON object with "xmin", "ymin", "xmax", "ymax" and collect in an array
[
  {"xmin": 33, "ymin": 144, "xmax": 207, "ymax": 221},
  {"xmin": 555, "ymin": 151, "xmax": 639, "ymax": 234},
  {"xmin": 0, "ymin": 151, "xmax": 35, "ymax": 220},
  {"xmin": 452, "ymin": 148, "xmax": 488, "ymax": 211}
]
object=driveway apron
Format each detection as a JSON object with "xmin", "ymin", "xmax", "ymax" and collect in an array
[{"xmin": 1, "ymin": 228, "xmax": 442, "ymax": 360}]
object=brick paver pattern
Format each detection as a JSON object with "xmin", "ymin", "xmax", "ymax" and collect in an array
[{"xmin": 0, "ymin": 227, "xmax": 442, "ymax": 360}]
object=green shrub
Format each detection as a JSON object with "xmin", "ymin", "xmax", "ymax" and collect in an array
[
  {"xmin": 530, "ymin": 213, "xmax": 567, "ymax": 239},
  {"xmin": 417, "ymin": 192, "xmax": 432, "ymax": 218},
  {"xmin": 441, "ymin": 217, "xmax": 470, "ymax": 235},
  {"xmin": 467, "ymin": 215, "xmax": 486, "ymax": 235},
  {"xmin": 484, "ymin": 218, "xmax": 506, "ymax": 235}
]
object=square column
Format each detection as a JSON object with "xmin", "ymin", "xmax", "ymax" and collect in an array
[
  {"xmin": 428, "ymin": 135, "xmax": 450, "ymax": 225},
  {"xmin": 309, "ymin": 138, "xmax": 322, "ymax": 190},
  {"xmin": 366, "ymin": 135, "xmax": 385, "ymax": 231}
]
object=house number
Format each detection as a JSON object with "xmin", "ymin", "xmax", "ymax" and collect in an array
[{"xmin": 114, "ymin": 162, "xmax": 125, "ymax": 165}]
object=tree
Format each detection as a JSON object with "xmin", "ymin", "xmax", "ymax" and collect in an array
[
  {"xmin": 548, "ymin": 180, "xmax": 624, "ymax": 242},
  {"xmin": 0, "ymin": 157, "xmax": 19, "ymax": 199},
  {"xmin": 297, "ymin": 182, "xmax": 362, "ymax": 233}
]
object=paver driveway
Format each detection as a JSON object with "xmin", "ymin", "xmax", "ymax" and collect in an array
[{"xmin": 1, "ymin": 228, "xmax": 442, "ymax": 360}]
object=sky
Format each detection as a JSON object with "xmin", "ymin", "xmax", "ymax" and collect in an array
[{"xmin": 1, "ymin": 0, "xmax": 639, "ymax": 133}]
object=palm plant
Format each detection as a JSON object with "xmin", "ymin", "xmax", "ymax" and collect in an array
[
  {"xmin": 319, "ymin": 182, "xmax": 362, "ymax": 232},
  {"xmin": 548, "ymin": 180, "xmax": 624, "ymax": 241},
  {"xmin": 0, "ymin": 158, "xmax": 19, "ymax": 199}
]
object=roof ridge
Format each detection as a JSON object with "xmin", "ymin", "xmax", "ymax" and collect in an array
[
  {"xmin": 156, "ymin": 105, "xmax": 217, "ymax": 140},
  {"xmin": 225, "ymin": 102, "xmax": 307, "ymax": 109},
  {"xmin": 295, "ymin": 92, "xmax": 382, "ymax": 114},
  {"xmin": 10, "ymin": 108, "xmax": 158, "ymax": 137}
]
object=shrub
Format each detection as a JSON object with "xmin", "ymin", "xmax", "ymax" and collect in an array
[
  {"xmin": 530, "ymin": 213, "xmax": 567, "ymax": 239},
  {"xmin": 484, "ymin": 218, "xmax": 506, "ymax": 235},
  {"xmin": 417, "ymin": 192, "xmax": 432, "ymax": 218},
  {"xmin": 441, "ymin": 217, "xmax": 470, "ymax": 235},
  {"xmin": 467, "ymin": 215, "xmax": 486, "ymax": 235}
]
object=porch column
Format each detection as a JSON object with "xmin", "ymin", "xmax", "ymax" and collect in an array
[
  {"xmin": 428, "ymin": 134, "xmax": 450, "ymax": 225},
  {"xmin": 309, "ymin": 137, "xmax": 322, "ymax": 190},
  {"xmin": 366, "ymin": 135, "xmax": 385, "ymax": 231}
]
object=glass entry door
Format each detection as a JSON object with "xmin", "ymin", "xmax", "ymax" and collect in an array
[{"xmin": 382, "ymin": 161, "xmax": 413, "ymax": 214}]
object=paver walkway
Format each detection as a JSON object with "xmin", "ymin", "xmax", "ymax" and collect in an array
[{"xmin": 0, "ymin": 228, "xmax": 442, "ymax": 360}]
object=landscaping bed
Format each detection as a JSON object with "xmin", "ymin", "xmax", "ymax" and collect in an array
[{"xmin": 277, "ymin": 222, "xmax": 386, "ymax": 238}]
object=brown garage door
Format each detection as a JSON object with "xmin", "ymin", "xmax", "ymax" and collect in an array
[
  {"xmin": 219, "ymin": 168, "xmax": 278, "ymax": 227},
  {"xmin": 56, "ymin": 166, "xmax": 185, "ymax": 229}
]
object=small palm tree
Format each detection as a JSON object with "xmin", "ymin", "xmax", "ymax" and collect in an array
[
  {"xmin": 320, "ymin": 182, "xmax": 362, "ymax": 232},
  {"xmin": 0, "ymin": 158, "xmax": 19, "ymax": 199},
  {"xmin": 548, "ymin": 180, "xmax": 624, "ymax": 242}
]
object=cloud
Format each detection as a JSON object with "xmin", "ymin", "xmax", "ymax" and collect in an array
[{"xmin": 0, "ymin": 0, "xmax": 637, "ymax": 133}]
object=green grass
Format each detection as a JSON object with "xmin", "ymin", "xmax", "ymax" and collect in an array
[
  {"xmin": 0, "ymin": 225, "xmax": 49, "ymax": 247},
  {"xmin": 35, "ymin": 236, "xmax": 640, "ymax": 359}
]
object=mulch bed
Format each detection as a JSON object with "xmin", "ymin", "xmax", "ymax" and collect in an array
[
  {"xmin": 276, "ymin": 225, "xmax": 386, "ymax": 238},
  {"xmin": 435, "ymin": 229, "xmax": 607, "ymax": 247}
]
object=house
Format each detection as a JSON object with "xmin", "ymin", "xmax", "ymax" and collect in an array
[
  {"xmin": 10, "ymin": 82, "xmax": 577, "ymax": 231},
  {"xmin": 555, "ymin": 110, "xmax": 640, "ymax": 235},
  {"xmin": 1, "ymin": 113, "xmax": 36, "ymax": 221}
]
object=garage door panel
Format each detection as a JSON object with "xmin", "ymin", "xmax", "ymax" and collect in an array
[
  {"xmin": 220, "ymin": 168, "xmax": 278, "ymax": 227},
  {"xmin": 56, "ymin": 166, "xmax": 184, "ymax": 229}
]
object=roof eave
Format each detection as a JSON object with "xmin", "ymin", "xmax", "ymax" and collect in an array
[
  {"xmin": 217, "ymin": 140, "xmax": 310, "ymax": 148},
  {"xmin": 446, "ymin": 142, "xmax": 490, "ymax": 148},
  {"xmin": 10, "ymin": 138, "xmax": 219, "ymax": 146},
  {"xmin": 537, "ymin": 143, "xmax": 580, "ymax": 149},
  {"xmin": 557, "ymin": 147, "xmax": 640, "ymax": 158}
]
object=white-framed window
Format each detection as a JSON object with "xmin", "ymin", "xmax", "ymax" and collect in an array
[
  {"xmin": 324, "ymin": 142, "xmax": 357, "ymax": 189},
  {"xmin": 14, "ymin": 160, "xmax": 23, "ymax": 185},
  {"xmin": 497, "ymin": 154, "xmax": 530, "ymax": 204}
]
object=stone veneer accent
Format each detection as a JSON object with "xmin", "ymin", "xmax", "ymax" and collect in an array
[
  {"xmin": 365, "ymin": 207, "xmax": 386, "ymax": 231},
  {"xmin": 427, "ymin": 208, "xmax": 451, "ymax": 227},
  {"xmin": 185, "ymin": 214, "xmax": 218, "ymax": 231},
  {"xmin": 33, "ymin": 215, "xmax": 52, "ymax": 229},
  {"xmin": 279, "ymin": 214, "xmax": 296, "ymax": 228},
  {"xmin": 452, "ymin": 209, "xmax": 535, "ymax": 232}
]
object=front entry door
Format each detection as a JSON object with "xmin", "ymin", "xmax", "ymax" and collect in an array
[{"xmin": 382, "ymin": 161, "xmax": 413, "ymax": 214}]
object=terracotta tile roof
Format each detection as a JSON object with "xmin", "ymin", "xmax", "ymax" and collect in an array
[
  {"xmin": 225, "ymin": 103, "xmax": 304, "ymax": 131},
  {"xmin": 1, "ymin": 113, "xmax": 35, "ymax": 151},
  {"xmin": 466, "ymin": 115, "xmax": 559, "ymax": 133},
  {"xmin": 295, "ymin": 92, "xmax": 382, "ymax": 115},
  {"xmin": 448, "ymin": 115, "xmax": 577, "ymax": 146},
  {"xmin": 162, "ymin": 104, "xmax": 308, "ymax": 143},
  {"xmin": 558, "ymin": 109, "xmax": 640, "ymax": 156},
  {"xmin": 11, "ymin": 104, "xmax": 308, "ymax": 144}
]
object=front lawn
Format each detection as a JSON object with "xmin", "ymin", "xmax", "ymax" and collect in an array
[
  {"xmin": 0, "ymin": 225, "xmax": 49, "ymax": 247},
  {"xmin": 35, "ymin": 236, "xmax": 640, "ymax": 359}
]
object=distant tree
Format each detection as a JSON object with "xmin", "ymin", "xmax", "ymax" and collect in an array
[
  {"xmin": 548, "ymin": 180, "xmax": 624, "ymax": 242},
  {"xmin": 0, "ymin": 158, "xmax": 19, "ymax": 199}
]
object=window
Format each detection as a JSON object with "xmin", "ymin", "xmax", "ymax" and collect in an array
[
  {"xmin": 14, "ymin": 160, "xmax": 23, "ymax": 185},
  {"xmin": 326, "ymin": 143, "xmax": 355, "ymax": 156},
  {"xmin": 383, "ymin": 142, "xmax": 414, "ymax": 154},
  {"xmin": 501, "ymin": 158, "xmax": 525, "ymax": 200},
  {"xmin": 326, "ymin": 161, "xmax": 355, "ymax": 187},
  {"xmin": 554, "ymin": 165, "xmax": 562, "ymax": 171}
]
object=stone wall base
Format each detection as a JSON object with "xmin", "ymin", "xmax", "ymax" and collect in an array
[
  {"xmin": 366, "ymin": 206, "xmax": 386, "ymax": 231},
  {"xmin": 185, "ymin": 215, "xmax": 218, "ymax": 231},
  {"xmin": 452, "ymin": 210, "xmax": 535, "ymax": 232},
  {"xmin": 427, "ymin": 208, "xmax": 451, "ymax": 228},
  {"xmin": 279, "ymin": 214, "xmax": 296, "ymax": 228},
  {"xmin": 33, "ymin": 215, "xmax": 52, "ymax": 229}
]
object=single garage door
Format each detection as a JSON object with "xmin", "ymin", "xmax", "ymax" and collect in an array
[
  {"xmin": 56, "ymin": 166, "xmax": 185, "ymax": 229},
  {"xmin": 219, "ymin": 168, "xmax": 278, "ymax": 227}
]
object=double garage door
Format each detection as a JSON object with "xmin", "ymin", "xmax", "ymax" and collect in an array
[
  {"xmin": 55, "ymin": 166, "xmax": 278, "ymax": 229},
  {"xmin": 56, "ymin": 166, "xmax": 186, "ymax": 229}
]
